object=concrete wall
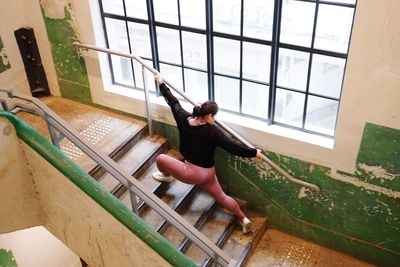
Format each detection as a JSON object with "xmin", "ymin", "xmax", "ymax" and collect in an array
[
  {"xmin": 0, "ymin": 116, "xmax": 170, "ymax": 266},
  {"xmin": 0, "ymin": 0, "xmax": 59, "ymax": 96},
  {"xmin": 22, "ymin": 138, "xmax": 170, "ymax": 267},
  {"xmin": 0, "ymin": 118, "xmax": 44, "ymax": 234}
]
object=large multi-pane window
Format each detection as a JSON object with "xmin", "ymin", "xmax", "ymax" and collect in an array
[{"xmin": 99, "ymin": 0, "xmax": 356, "ymax": 137}]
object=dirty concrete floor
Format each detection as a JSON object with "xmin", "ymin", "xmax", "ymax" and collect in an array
[{"xmin": 246, "ymin": 229, "xmax": 375, "ymax": 267}]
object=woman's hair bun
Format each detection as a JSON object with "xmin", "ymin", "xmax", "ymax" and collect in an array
[{"xmin": 192, "ymin": 106, "xmax": 202, "ymax": 117}]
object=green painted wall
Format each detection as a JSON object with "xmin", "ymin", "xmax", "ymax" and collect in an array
[
  {"xmin": 154, "ymin": 121, "xmax": 400, "ymax": 266},
  {"xmin": 356, "ymin": 123, "xmax": 400, "ymax": 191},
  {"xmin": 0, "ymin": 249, "xmax": 17, "ymax": 267},
  {"xmin": 41, "ymin": 5, "xmax": 91, "ymax": 104},
  {"xmin": 0, "ymin": 35, "xmax": 11, "ymax": 73}
]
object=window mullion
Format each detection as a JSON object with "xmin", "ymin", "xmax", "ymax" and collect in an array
[
  {"xmin": 98, "ymin": 0, "xmax": 115, "ymax": 84},
  {"xmin": 268, "ymin": 0, "xmax": 283, "ymax": 125},
  {"xmin": 206, "ymin": 0, "xmax": 214, "ymax": 100},
  {"xmin": 302, "ymin": 2, "xmax": 320, "ymax": 129},
  {"xmin": 239, "ymin": 0, "xmax": 244, "ymax": 113},
  {"xmin": 146, "ymin": 0, "xmax": 160, "ymax": 93},
  {"xmin": 122, "ymin": 0, "xmax": 137, "ymax": 87},
  {"xmin": 177, "ymin": 0, "xmax": 185, "ymax": 92}
]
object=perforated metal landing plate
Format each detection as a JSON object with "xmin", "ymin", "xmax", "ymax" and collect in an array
[
  {"xmin": 61, "ymin": 116, "xmax": 120, "ymax": 160},
  {"xmin": 277, "ymin": 240, "xmax": 314, "ymax": 266}
]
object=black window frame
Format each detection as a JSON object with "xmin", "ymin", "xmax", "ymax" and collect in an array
[{"xmin": 98, "ymin": 0, "xmax": 357, "ymax": 138}]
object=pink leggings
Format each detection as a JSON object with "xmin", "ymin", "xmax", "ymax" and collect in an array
[{"xmin": 156, "ymin": 154, "xmax": 245, "ymax": 219}]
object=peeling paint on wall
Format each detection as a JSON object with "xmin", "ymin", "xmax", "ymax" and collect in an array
[
  {"xmin": 40, "ymin": 1, "xmax": 91, "ymax": 104},
  {"xmin": 0, "ymin": 249, "xmax": 17, "ymax": 267},
  {"xmin": 215, "ymin": 148, "xmax": 400, "ymax": 266},
  {"xmin": 356, "ymin": 123, "xmax": 400, "ymax": 191},
  {"xmin": 0, "ymin": 36, "xmax": 11, "ymax": 73},
  {"xmin": 40, "ymin": 0, "xmax": 69, "ymax": 19}
]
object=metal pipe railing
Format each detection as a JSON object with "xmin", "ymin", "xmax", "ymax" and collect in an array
[
  {"xmin": 0, "ymin": 88, "xmax": 235, "ymax": 267},
  {"xmin": 72, "ymin": 42, "xmax": 321, "ymax": 195}
]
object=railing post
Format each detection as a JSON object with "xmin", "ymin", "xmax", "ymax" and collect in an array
[
  {"xmin": 47, "ymin": 123, "xmax": 60, "ymax": 149},
  {"xmin": 128, "ymin": 182, "xmax": 140, "ymax": 215},
  {"xmin": 142, "ymin": 66, "xmax": 153, "ymax": 137}
]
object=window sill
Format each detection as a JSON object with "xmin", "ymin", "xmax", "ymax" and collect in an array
[{"xmin": 104, "ymin": 83, "xmax": 334, "ymax": 149}]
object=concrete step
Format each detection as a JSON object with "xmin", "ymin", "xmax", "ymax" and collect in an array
[
  {"xmin": 160, "ymin": 189, "xmax": 215, "ymax": 247},
  {"xmin": 96, "ymin": 135, "xmax": 167, "ymax": 192}
]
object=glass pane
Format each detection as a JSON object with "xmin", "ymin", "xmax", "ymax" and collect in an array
[
  {"xmin": 243, "ymin": 0, "xmax": 274, "ymax": 41},
  {"xmin": 125, "ymin": 0, "xmax": 148, "ymax": 20},
  {"xmin": 160, "ymin": 63, "xmax": 183, "ymax": 91},
  {"xmin": 105, "ymin": 18, "xmax": 134, "ymax": 86},
  {"xmin": 274, "ymin": 89, "xmax": 305, "ymax": 127},
  {"xmin": 214, "ymin": 37, "xmax": 240, "ymax": 76},
  {"xmin": 184, "ymin": 69, "xmax": 209, "ymax": 103},
  {"xmin": 214, "ymin": 75, "xmax": 240, "ymax": 112},
  {"xmin": 134, "ymin": 60, "xmax": 156, "ymax": 91},
  {"xmin": 305, "ymin": 96, "xmax": 339, "ymax": 136},
  {"xmin": 157, "ymin": 27, "xmax": 181, "ymax": 64},
  {"xmin": 309, "ymin": 55, "xmax": 345, "ymax": 98},
  {"xmin": 128, "ymin": 22, "xmax": 152, "ymax": 59},
  {"xmin": 101, "ymin": 0, "xmax": 124, "ymax": 15},
  {"xmin": 242, "ymin": 42, "xmax": 271, "ymax": 83},
  {"xmin": 314, "ymin": 5, "xmax": 354, "ymax": 53},
  {"xmin": 323, "ymin": 0, "xmax": 356, "ymax": 4},
  {"xmin": 182, "ymin": 32, "xmax": 207, "ymax": 70},
  {"xmin": 280, "ymin": 0, "xmax": 315, "ymax": 47},
  {"xmin": 277, "ymin": 49, "xmax": 309, "ymax": 91},
  {"xmin": 213, "ymin": 0, "xmax": 241, "ymax": 35},
  {"xmin": 153, "ymin": 0, "xmax": 178, "ymax": 24},
  {"xmin": 242, "ymin": 81, "xmax": 269, "ymax": 118},
  {"xmin": 180, "ymin": 0, "xmax": 206, "ymax": 29}
]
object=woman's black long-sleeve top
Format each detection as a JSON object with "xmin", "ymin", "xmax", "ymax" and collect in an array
[{"xmin": 159, "ymin": 83, "xmax": 257, "ymax": 168}]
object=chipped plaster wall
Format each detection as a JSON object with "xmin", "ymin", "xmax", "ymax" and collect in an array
[
  {"xmin": 0, "ymin": 118, "xmax": 44, "ymax": 234},
  {"xmin": 21, "ymin": 138, "xmax": 170, "ymax": 266},
  {"xmin": 40, "ymin": 0, "xmax": 92, "ymax": 104},
  {"xmin": 0, "ymin": 0, "xmax": 59, "ymax": 96},
  {"xmin": 0, "ymin": 35, "xmax": 11, "ymax": 73}
]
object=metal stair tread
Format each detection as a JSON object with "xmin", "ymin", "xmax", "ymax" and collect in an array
[
  {"xmin": 159, "ymin": 189, "xmax": 215, "ymax": 247},
  {"xmin": 222, "ymin": 213, "xmax": 269, "ymax": 266},
  {"xmin": 96, "ymin": 135, "xmax": 167, "ymax": 192},
  {"xmin": 183, "ymin": 205, "xmax": 236, "ymax": 265},
  {"xmin": 117, "ymin": 149, "xmax": 182, "ymax": 209},
  {"xmin": 137, "ymin": 180, "xmax": 194, "ymax": 228}
]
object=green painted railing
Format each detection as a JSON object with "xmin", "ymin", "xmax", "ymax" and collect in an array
[{"xmin": 0, "ymin": 111, "xmax": 196, "ymax": 267}]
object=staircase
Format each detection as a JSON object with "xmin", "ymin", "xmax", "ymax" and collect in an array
[
  {"xmin": 15, "ymin": 96, "xmax": 268, "ymax": 266},
  {"xmin": 82, "ymin": 111, "xmax": 268, "ymax": 266},
  {"xmin": 2, "ymin": 93, "xmax": 375, "ymax": 267}
]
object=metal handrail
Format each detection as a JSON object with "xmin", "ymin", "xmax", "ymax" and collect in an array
[
  {"xmin": 72, "ymin": 42, "xmax": 321, "ymax": 195},
  {"xmin": 0, "ymin": 88, "xmax": 236, "ymax": 267},
  {"xmin": 0, "ymin": 110, "xmax": 196, "ymax": 267}
]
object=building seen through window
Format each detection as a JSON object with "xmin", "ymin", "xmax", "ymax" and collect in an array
[{"xmin": 99, "ymin": 0, "xmax": 356, "ymax": 137}]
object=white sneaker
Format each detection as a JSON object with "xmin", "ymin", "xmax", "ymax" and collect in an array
[
  {"xmin": 241, "ymin": 217, "xmax": 252, "ymax": 234},
  {"xmin": 152, "ymin": 171, "xmax": 174, "ymax": 183}
]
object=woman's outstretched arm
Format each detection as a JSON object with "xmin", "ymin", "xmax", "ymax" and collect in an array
[
  {"xmin": 155, "ymin": 74, "xmax": 183, "ymax": 115},
  {"xmin": 215, "ymin": 127, "xmax": 262, "ymax": 159}
]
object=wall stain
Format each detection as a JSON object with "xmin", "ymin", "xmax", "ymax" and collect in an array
[{"xmin": 0, "ymin": 35, "xmax": 11, "ymax": 73}]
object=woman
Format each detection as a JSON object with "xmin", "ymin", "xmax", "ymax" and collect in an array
[{"xmin": 152, "ymin": 74, "xmax": 262, "ymax": 234}]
